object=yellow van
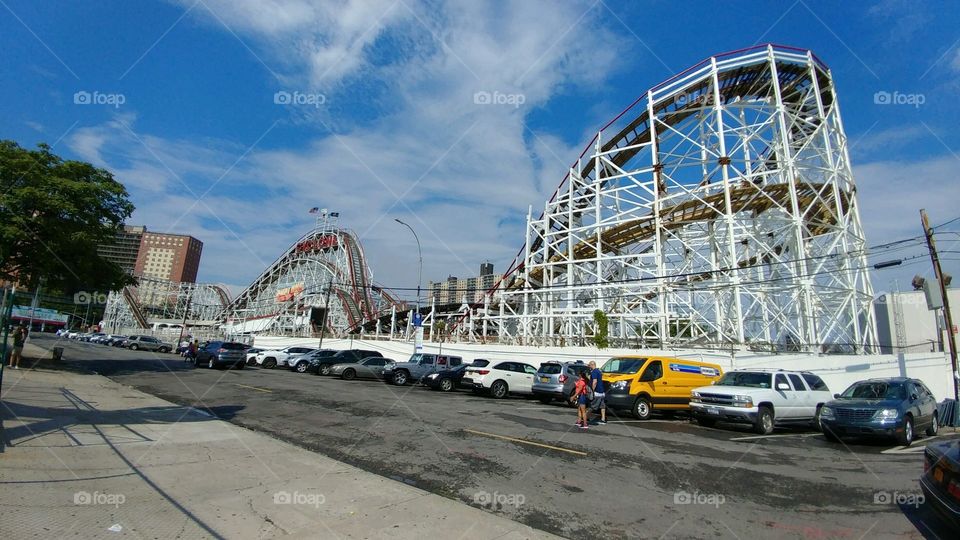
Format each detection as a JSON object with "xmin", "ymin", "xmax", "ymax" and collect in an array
[{"xmin": 600, "ymin": 356, "xmax": 723, "ymax": 419}]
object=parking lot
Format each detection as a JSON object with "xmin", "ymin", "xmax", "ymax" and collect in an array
[{"xmin": 36, "ymin": 334, "xmax": 960, "ymax": 539}]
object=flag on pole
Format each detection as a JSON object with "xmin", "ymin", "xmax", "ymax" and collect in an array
[
  {"xmin": 329, "ymin": 212, "xmax": 340, "ymax": 218},
  {"xmin": 308, "ymin": 207, "xmax": 319, "ymax": 214}
]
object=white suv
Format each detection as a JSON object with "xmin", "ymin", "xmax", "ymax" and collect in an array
[
  {"xmin": 463, "ymin": 360, "xmax": 538, "ymax": 399},
  {"xmin": 690, "ymin": 369, "xmax": 832, "ymax": 434},
  {"xmin": 255, "ymin": 346, "xmax": 316, "ymax": 369}
]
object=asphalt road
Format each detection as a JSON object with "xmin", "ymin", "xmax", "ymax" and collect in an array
[{"xmin": 31, "ymin": 334, "xmax": 960, "ymax": 539}]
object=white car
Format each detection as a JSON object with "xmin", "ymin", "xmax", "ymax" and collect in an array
[
  {"xmin": 462, "ymin": 360, "xmax": 538, "ymax": 398},
  {"xmin": 255, "ymin": 346, "xmax": 316, "ymax": 369},
  {"xmin": 689, "ymin": 369, "xmax": 832, "ymax": 435}
]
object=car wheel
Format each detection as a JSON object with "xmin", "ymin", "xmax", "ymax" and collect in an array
[
  {"xmin": 294, "ymin": 361, "xmax": 309, "ymax": 374},
  {"xmin": 439, "ymin": 378, "xmax": 454, "ymax": 392},
  {"xmin": 393, "ymin": 370, "xmax": 409, "ymax": 385},
  {"xmin": 342, "ymin": 369, "xmax": 356, "ymax": 381},
  {"xmin": 926, "ymin": 412, "xmax": 939, "ymax": 437},
  {"xmin": 897, "ymin": 415, "xmax": 914, "ymax": 446},
  {"xmin": 538, "ymin": 397, "xmax": 553, "ymax": 405},
  {"xmin": 754, "ymin": 406, "xmax": 774, "ymax": 435},
  {"xmin": 812, "ymin": 405, "xmax": 824, "ymax": 432},
  {"xmin": 158, "ymin": 346, "xmax": 170, "ymax": 353},
  {"xmin": 130, "ymin": 344, "xmax": 139, "ymax": 350},
  {"xmin": 319, "ymin": 365, "xmax": 333, "ymax": 376},
  {"xmin": 263, "ymin": 358, "xmax": 277, "ymax": 369},
  {"xmin": 695, "ymin": 416, "xmax": 716, "ymax": 428},
  {"xmin": 633, "ymin": 396, "xmax": 652, "ymax": 420},
  {"xmin": 490, "ymin": 380, "xmax": 508, "ymax": 399},
  {"xmin": 207, "ymin": 358, "xmax": 216, "ymax": 369}
]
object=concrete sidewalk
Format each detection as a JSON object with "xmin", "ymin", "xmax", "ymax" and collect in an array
[{"xmin": 0, "ymin": 353, "xmax": 557, "ymax": 539}]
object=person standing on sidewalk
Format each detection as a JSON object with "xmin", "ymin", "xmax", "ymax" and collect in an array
[
  {"xmin": 588, "ymin": 360, "xmax": 607, "ymax": 425},
  {"xmin": 571, "ymin": 371, "xmax": 590, "ymax": 429},
  {"xmin": 9, "ymin": 324, "xmax": 27, "ymax": 369}
]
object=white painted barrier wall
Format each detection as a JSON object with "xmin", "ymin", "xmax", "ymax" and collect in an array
[{"xmin": 253, "ymin": 336, "xmax": 957, "ymax": 401}]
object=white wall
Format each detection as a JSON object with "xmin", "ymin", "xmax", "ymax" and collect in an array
[{"xmin": 253, "ymin": 336, "xmax": 958, "ymax": 402}]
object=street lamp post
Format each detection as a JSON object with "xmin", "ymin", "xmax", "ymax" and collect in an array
[{"xmin": 394, "ymin": 219, "xmax": 423, "ymax": 315}]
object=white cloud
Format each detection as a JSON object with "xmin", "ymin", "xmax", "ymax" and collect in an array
[{"xmin": 71, "ymin": 0, "xmax": 624, "ymax": 298}]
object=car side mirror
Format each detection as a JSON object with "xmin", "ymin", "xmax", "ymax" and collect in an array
[
  {"xmin": 910, "ymin": 393, "xmax": 918, "ymax": 401},
  {"xmin": 833, "ymin": 393, "xmax": 840, "ymax": 399},
  {"xmin": 776, "ymin": 382, "xmax": 790, "ymax": 391}
]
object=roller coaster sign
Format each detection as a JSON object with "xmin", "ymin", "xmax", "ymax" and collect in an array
[{"xmin": 296, "ymin": 235, "xmax": 338, "ymax": 253}]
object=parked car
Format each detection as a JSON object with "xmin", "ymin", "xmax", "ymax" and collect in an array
[
  {"xmin": 88, "ymin": 333, "xmax": 108, "ymax": 343},
  {"xmin": 195, "ymin": 341, "xmax": 247, "ymax": 369},
  {"xmin": 329, "ymin": 357, "xmax": 395, "ymax": 380},
  {"xmin": 245, "ymin": 347, "xmax": 264, "ymax": 365},
  {"xmin": 531, "ymin": 360, "xmax": 591, "ymax": 405},
  {"xmin": 423, "ymin": 360, "xmax": 490, "ymax": 392},
  {"xmin": 920, "ymin": 439, "xmax": 960, "ymax": 531},
  {"xmin": 690, "ymin": 369, "xmax": 831, "ymax": 434},
  {"xmin": 122, "ymin": 335, "xmax": 174, "ymax": 353},
  {"xmin": 463, "ymin": 360, "xmax": 538, "ymax": 398},
  {"xmin": 287, "ymin": 349, "xmax": 338, "ymax": 373},
  {"xmin": 382, "ymin": 353, "xmax": 464, "ymax": 385},
  {"xmin": 103, "ymin": 334, "xmax": 127, "ymax": 346},
  {"xmin": 820, "ymin": 378, "xmax": 939, "ymax": 446},
  {"xmin": 603, "ymin": 356, "xmax": 724, "ymax": 420},
  {"xmin": 311, "ymin": 349, "xmax": 383, "ymax": 375},
  {"xmin": 256, "ymin": 346, "xmax": 316, "ymax": 369}
]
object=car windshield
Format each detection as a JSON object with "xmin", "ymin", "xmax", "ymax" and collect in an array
[
  {"xmin": 601, "ymin": 358, "xmax": 645, "ymax": 374},
  {"xmin": 840, "ymin": 382, "xmax": 906, "ymax": 400},
  {"xmin": 538, "ymin": 363, "xmax": 563, "ymax": 374},
  {"xmin": 219, "ymin": 343, "xmax": 246, "ymax": 350},
  {"xmin": 715, "ymin": 372, "xmax": 771, "ymax": 388}
]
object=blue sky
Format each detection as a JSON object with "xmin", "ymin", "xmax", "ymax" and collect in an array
[{"xmin": 2, "ymin": 0, "xmax": 959, "ymax": 300}]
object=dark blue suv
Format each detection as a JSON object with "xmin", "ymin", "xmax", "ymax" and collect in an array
[{"xmin": 819, "ymin": 377, "xmax": 939, "ymax": 446}]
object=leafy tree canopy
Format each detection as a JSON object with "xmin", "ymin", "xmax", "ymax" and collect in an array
[{"xmin": 0, "ymin": 140, "xmax": 135, "ymax": 292}]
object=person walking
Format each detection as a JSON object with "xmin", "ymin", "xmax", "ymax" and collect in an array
[
  {"xmin": 588, "ymin": 360, "xmax": 607, "ymax": 425},
  {"xmin": 9, "ymin": 324, "xmax": 27, "ymax": 369},
  {"xmin": 570, "ymin": 371, "xmax": 590, "ymax": 429}
]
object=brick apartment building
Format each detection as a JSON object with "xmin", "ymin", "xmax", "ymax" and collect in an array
[{"xmin": 133, "ymin": 232, "xmax": 203, "ymax": 283}]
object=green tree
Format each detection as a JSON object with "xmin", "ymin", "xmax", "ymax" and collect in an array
[
  {"xmin": 0, "ymin": 140, "xmax": 135, "ymax": 292},
  {"xmin": 593, "ymin": 309, "xmax": 609, "ymax": 349}
]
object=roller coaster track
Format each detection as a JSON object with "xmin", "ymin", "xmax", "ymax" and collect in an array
[{"xmin": 121, "ymin": 286, "xmax": 149, "ymax": 329}]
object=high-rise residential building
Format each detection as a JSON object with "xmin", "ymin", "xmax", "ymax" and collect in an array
[
  {"xmin": 97, "ymin": 225, "xmax": 146, "ymax": 275},
  {"xmin": 134, "ymin": 232, "xmax": 203, "ymax": 283},
  {"xmin": 428, "ymin": 264, "xmax": 502, "ymax": 305}
]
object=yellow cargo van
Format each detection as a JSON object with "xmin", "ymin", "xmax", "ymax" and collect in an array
[{"xmin": 600, "ymin": 356, "xmax": 723, "ymax": 419}]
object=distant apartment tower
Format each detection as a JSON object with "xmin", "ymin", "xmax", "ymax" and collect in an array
[
  {"xmin": 134, "ymin": 232, "xmax": 203, "ymax": 283},
  {"xmin": 428, "ymin": 264, "xmax": 502, "ymax": 305},
  {"xmin": 97, "ymin": 225, "xmax": 146, "ymax": 275}
]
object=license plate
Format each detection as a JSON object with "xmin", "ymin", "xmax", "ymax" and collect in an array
[
  {"xmin": 707, "ymin": 407, "xmax": 720, "ymax": 415},
  {"xmin": 540, "ymin": 377, "xmax": 550, "ymax": 383}
]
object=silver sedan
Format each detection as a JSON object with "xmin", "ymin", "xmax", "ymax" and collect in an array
[{"xmin": 329, "ymin": 357, "xmax": 395, "ymax": 380}]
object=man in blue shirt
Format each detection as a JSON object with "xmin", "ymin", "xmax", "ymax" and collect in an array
[{"xmin": 588, "ymin": 360, "xmax": 606, "ymax": 425}]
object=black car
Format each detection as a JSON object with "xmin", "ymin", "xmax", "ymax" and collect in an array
[
  {"xmin": 820, "ymin": 377, "xmax": 939, "ymax": 446},
  {"xmin": 195, "ymin": 341, "xmax": 247, "ymax": 370},
  {"xmin": 312, "ymin": 349, "xmax": 383, "ymax": 375},
  {"xmin": 920, "ymin": 439, "xmax": 960, "ymax": 532},
  {"xmin": 288, "ymin": 349, "xmax": 337, "ymax": 373},
  {"xmin": 423, "ymin": 363, "xmax": 474, "ymax": 392}
]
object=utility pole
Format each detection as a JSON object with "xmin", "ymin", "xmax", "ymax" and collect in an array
[
  {"xmin": 318, "ymin": 284, "xmax": 333, "ymax": 349},
  {"xmin": 921, "ymin": 209, "xmax": 959, "ymax": 403}
]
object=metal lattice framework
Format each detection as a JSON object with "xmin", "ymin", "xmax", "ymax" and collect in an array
[
  {"xmin": 478, "ymin": 44, "xmax": 878, "ymax": 352},
  {"xmin": 221, "ymin": 221, "xmax": 403, "ymax": 337},
  {"xmin": 103, "ymin": 277, "xmax": 231, "ymax": 333}
]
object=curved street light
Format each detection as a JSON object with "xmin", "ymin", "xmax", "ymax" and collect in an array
[{"xmin": 394, "ymin": 218, "xmax": 423, "ymax": 316}]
